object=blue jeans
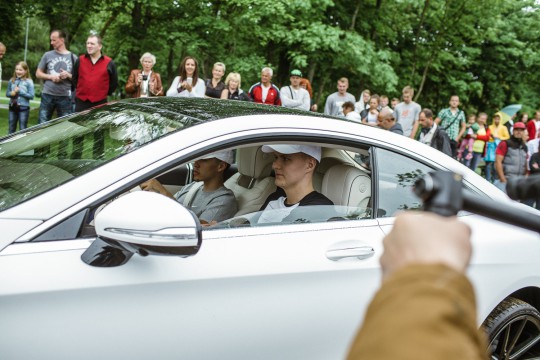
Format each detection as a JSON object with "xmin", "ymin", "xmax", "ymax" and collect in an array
[
  {"xmin": 468, "ymin": 152, "xmax": 483, "ymax": 173},
  {"xmin": 485, "ymin": 161, "xmax": 495, "ymax": 183},
  {"xmin": 8, "ymin": 107, "xmax": 30, "ymax": 134},
  {"xmin": 38, "ymin": 93, "xmax": 73, "ymax": 124}
]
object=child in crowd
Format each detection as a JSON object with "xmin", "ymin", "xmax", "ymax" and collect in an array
[
  {"xmin": 457, "ymin": 114, "xmax": 479, "ymax": 165},
  {"xmin": 6, "ymin": 61, "xmax": 34, "ymax": 134}
]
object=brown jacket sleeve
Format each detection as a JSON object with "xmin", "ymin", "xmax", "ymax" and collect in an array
[
  {"xmin": 347, "ymin": 264, "xmax": 488, "ymax": 360},
  {"xmin": 149, "ymin": 72, "xmax": 164, "ymax": 96},
  {"xmin": 125, "ymin": 69, "xmax": 140, "ymax": 98}
]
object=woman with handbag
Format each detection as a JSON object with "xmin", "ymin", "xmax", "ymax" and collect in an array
[
  {"xmin": 125, "ymin": 52, "xmax": 164, "ymax": 98},
  {"xmin": 6, "ymin": 61, "xmax": 34, "ymax": 134}
]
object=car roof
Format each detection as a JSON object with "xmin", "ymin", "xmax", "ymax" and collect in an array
[{"xmin": 114, "ymin": 97, "xmax": 335, "ymax": 123}]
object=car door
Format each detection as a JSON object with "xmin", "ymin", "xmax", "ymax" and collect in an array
[{"xmin": 0, "ymin": 171, "xmax": 386, "ymax": 359}]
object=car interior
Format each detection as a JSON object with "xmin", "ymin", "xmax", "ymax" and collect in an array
[{"xmin": 150, "ymin": 144, "xmax": 373, "ymax": 227}]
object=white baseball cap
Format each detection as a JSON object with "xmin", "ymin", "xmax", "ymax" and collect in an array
[
  {"xmin": 261, "ymin": 144, "xmax": 321, "ymax": 162},
  {"xmin": 199, "ymin": 150, "xmax": 234, "ymax": 165}
]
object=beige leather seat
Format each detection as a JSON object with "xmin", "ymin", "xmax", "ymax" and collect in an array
[
  {"xmin": 225, "ymin": 146, "xmax": 276, "ymax": 216},
  {"xmin": 321, "ymin": 164, "xmax": 371, "ymax": 209}
]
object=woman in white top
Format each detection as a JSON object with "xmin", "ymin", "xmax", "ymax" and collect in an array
[
  {"xmin": 361, "ymin": 95, "xmax": 380, "ymax": 126},
  {"xmin": 166, "ymin": 56, "xmax": 206, "ymax": 98}
]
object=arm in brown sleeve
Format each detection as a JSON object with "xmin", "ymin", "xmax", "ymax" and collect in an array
[
  {"xmin": 347, "ymin": 264, "xmax": 488, "ymax": 360},
  {"xmin": 125, "ymin": 69, "xmax": 139, "ymax": 97}
]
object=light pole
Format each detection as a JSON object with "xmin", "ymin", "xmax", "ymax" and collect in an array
[{"xmin": 24, "ymin": 18, "xmax": 29, "ymax": 63}]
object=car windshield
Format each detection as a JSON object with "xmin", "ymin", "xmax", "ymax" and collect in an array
[{"xmin": 0, "ymin": 101, "xmax": 199, "ymax": 211}]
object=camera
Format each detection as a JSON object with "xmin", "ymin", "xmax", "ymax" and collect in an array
[{"xmin": 142, "ymin": 74, "xmax": 148, "ymax": 81}]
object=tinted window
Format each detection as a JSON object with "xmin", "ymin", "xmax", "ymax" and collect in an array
[{"xmin": 376, "ymin": 148, "xmax": 433, "ymax": 217}]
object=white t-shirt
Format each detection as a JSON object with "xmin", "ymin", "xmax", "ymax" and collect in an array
[
  {"xmin": 346, "ymin": 111, "xmax": 362, "ymax": 123},
  {"xmin": 258, "ymin": 197, "xmax": 299, "ymax": 224},
  {"xmin": 261, "ymin": 84, "xmax": 271, "ymax": 103}
]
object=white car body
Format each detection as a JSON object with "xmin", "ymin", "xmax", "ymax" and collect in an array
[{"xmin": 0, "ymin": 98, "xmax": 539, "ymax": 359}]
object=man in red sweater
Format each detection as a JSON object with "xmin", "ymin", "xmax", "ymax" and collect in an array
[
  {"xmin": 71, "ymin": 33, "xmax": 118, "ymax": 158},
  {"xmin": 249, "ymin": 67, "xmax": 281, "ymax": 106}
]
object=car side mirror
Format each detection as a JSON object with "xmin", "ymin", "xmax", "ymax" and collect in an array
[{"xmin": 82, "ymin": 191, "xmax": 202, "ymax": 267}]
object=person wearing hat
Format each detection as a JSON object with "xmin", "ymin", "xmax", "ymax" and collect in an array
[
  {"xmin": 280, "ymin": 69, "xmax": 310, "ymax": 111},
  {"xmin": 141, "ymin": 150, "xmax": 238, "ymax": 224},
  {"xmin": 258, "ymin": 144, "xmax": 333, "ymax": 223},
  {"xmin": 494, "ymin": 121, "xmax": 528, "ymax": 193}
]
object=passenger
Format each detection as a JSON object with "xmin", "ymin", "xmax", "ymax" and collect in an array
[
  {"xmin": 141, "ymin": 150, "xmax": 237, "ymax": 225},
  {"xmin": 258, "ymin": 144, "xmax": 333, "ymax": 223}
]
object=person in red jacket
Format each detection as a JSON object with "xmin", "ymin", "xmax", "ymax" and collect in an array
[
  {"xmin": 71, "ymin": 33, "xmax": 118, "ymax": 159},
  {"xmin": 249, "ymin": 67, "xmax": 281, "ymax": 106},
  {"xmin": 526, "ymin": 111, "xmax": 539, "ymax": 140},
  {"xmin": 468, "ymin": 112, "xmax": 491, "ymax": 173}
]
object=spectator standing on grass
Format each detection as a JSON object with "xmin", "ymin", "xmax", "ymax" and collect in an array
[
  {"xmin": 435, "ymin": 95, "xmax": 467, "ymax": 158},
  {"xmin": 390, "ymin": 97, "xmax": 399, "ymax": 110},
  {"xmin": 416, "ymin": 108, "xmax": 452, "ymax": 157},
  {"xmin": 494, "ymin": 122, "xmax": 528, "ymax": 193},
  {"xmin": 249, "ymin": 67, "xmax": 281, "ymax": 106},
  {"xmin": 379, "ymin": 95, "xmax": 390, "ymax": 111},
  {"xmin": 221, "ymin": 72, "xmax": 251, "ymax": 101},
  {"xmin": 6, "ymin": 62, "xmax": 34, "ymax": 134},
  {"xmin": 378, "ymin": 108, "xmax": 403, "ymax": 135},
  {"xmin": 0, "ymin": 42, "xmax": 6, "ymax": 94},
  {"xmin": 527, "ymin": 111, "xmax": 540, "ymax": 141},
  {"xmin": 166, "ymin": 56, "xmax": 205, "ymax": 98},
  {"xmin": 324, "ymin": 77, "xmax": 355, "ymax": 117},
  {"xmin": 36, "ymin": 30, "xmax": 75, "ymax": 124},
  {"xmin": 355, "ymin": 89, "xmax": 371, "ymax": 113},
  {"xmin": 125, "ymin": 52, "xmax": 164, "ymax": 98},
  {"xmin": 72, "ymin": 33, "xmax": 118, "ymax": 159},
  {"xmin": 361, "ymin": 95, "xmax": 379, "ymax": 126},
  {"xmin": 394, "ymin": 86, "xmax": 421, "ymax": 139},
  {"xmin": 299, "ymin": 78, "xmax": 317, "ymax": 112},
  {"xmin": 342, "ymin": 101, "xmax": 361, "ymax": 122},
  {"xmin": 486, "ymin": 113, "xmax": 510, "ymax": 183},
  {"xmin": 205, "ymin": 62, "xmax": 226, "ymax": 99},
  {"xmin": 528, "ymin": 148, "xmax": 540, "ymax": 210},
  {"xmin": 280, "ymin": 69, "xmax": 310, "ymax": 111},
  {"xmin": 468, "ymin": 113, "xmax": 491, "ymax": 174}
]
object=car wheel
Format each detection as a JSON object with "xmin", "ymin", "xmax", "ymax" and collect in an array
[{"xmin": 483, "ymin": 297, "xmax": 540, "ymax": 359}]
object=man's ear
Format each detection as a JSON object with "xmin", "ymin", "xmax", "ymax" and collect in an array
[
  {"xmin": 306, "ymin": 157, "xmax": 317, "ymax": 171},
  {"xmin": 217, "ymin": 161, "xmax": 228, "ymax": 173}
]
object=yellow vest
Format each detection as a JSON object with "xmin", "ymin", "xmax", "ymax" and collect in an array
[{"xmin": 472, "ymin": 127, "xmax": 486, "ymax": 153}]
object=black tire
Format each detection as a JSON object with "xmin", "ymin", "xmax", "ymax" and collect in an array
[{"xmin": 482, "ymin": 297, "xmax": 540, "ymax": 359}]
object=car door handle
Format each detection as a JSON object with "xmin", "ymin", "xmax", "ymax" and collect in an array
[{"xmin": 326, "ymin": 246, "xmax": 375, "ymax": 261}]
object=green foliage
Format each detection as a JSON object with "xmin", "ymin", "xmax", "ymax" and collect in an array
[{"xmin": 2, "ymin": 0, "xmax": 539, "ymax": 114}]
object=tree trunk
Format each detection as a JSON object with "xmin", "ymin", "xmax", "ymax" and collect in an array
[
  {"xmin": 410, "ymin": 0, "xmax": 431, "ymax": 80},
  {"xmin": 350, "ymin": 0, "xmax": 362, "ymax": 31}
]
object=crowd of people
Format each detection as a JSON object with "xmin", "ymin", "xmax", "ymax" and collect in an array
[
  {"xmin": 2, "ymin": 30, "xmax": 540, "ymax": 359},
  {"xmin": 1, "ymin": 30, "xmax": 539, "ymax": 209}
]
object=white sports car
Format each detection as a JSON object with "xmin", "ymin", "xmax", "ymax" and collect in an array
[{"xmin": 1, "ymin": 98, "xmax": 539, "ymax": 360}]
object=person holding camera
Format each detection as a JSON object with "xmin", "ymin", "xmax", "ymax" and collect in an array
[
  {"xmin": 125, "ymin": 52, "xmax": 164, "ymax": 98},
  {"xmin": 166, "ymin": 56, "xmax": 206, "ymax": 98},
  {"xmin": 6, "ymin": 61, "xmax": 34, "ymax": 134}
]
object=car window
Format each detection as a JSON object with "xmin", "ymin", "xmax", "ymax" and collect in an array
[
  {"xmin": 375, "ymin": 148, "xmax": 434, "ymax": 217},
  {"xmin": 0, "ymin": 105, "xmax": 197, "ymax": 211},
  {"xmin": 213, "ymin": 205, "xmax": 372, "ymax": 229}
]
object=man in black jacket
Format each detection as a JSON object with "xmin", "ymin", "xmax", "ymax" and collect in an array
[{"xmin": 416, "ymin": 108, "xmax": 452, "ymax": 157}]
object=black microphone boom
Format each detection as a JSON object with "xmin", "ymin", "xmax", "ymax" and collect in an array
[{"xmin": 507, "ymin": 175, "xmax": 540, "ymax": 201}]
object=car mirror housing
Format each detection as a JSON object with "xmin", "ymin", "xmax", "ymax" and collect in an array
[{"xmin": 82, "ymin": 191, "xmax": 202, "ymax": 267}]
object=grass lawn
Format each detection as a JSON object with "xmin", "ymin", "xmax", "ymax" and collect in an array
[{"xmin": 0, "ymin": 94, "xmax": 41, "ymax": 136}]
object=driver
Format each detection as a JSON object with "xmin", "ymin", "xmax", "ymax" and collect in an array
[
  {"xmin": 141, "ymin": 150, "xmax": 237, "ymax": 225},
  {"xmin": 258, "ymin": 144, "xmax": 333, "ymax": 223}
]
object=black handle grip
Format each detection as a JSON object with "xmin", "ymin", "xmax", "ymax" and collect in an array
[{"xmin": 507, "ymin": 175, "xmax": 540, "ymax": 201}]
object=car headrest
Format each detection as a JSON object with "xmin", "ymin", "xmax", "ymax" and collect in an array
[{"xmin": 237, "ymin": 146, "xmax": 274, "ymax": 180}]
